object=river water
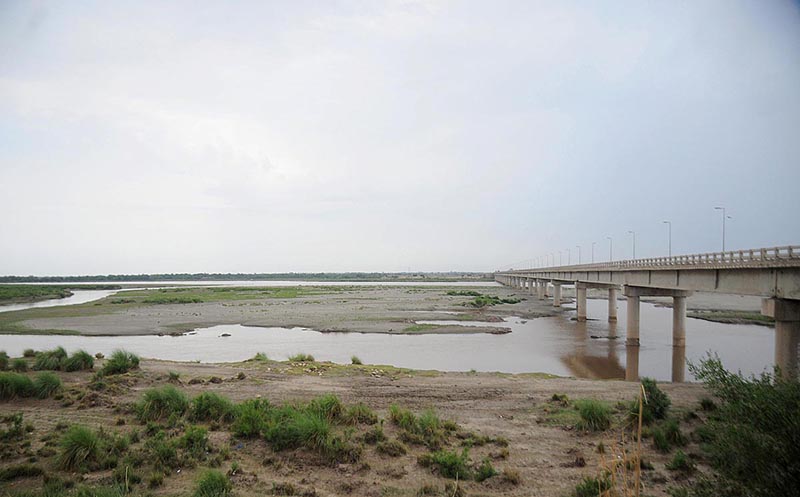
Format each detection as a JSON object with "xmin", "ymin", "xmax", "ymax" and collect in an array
[{"xmin": 0, "ymin": 298, "xmax": 773, "ymax": 381}]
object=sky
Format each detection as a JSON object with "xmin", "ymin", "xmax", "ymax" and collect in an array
[{"xmin": 1, "ymin": 0, "xmax": 799, "ymax": 275}]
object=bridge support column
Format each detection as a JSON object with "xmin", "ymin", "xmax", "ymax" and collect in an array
[
  {"xmin": 672, "ymin": 296, "xmax": 687, "ymax": 347},
  {"xmin": 537, "ymin": 280, "xmax": 545, "ymax": 300},
  {"xmin": 762, "ymin": 299, "xmax": 800, "ymax": 379},
  {"xmin": 625, "ymin": 345, "xmax": 640, "ymax": 382},
  {"xmin": 608, "ymin": 288, "xmax": 617, "ymax": 322},
  {"xmin": 576, "ymin": 283, "xmax": 587, "ymax": 322},
  {"xmin": 528, "ymin": 279, "xmax": 536, "ymax": 295},
  {"xmin": 672, "ymin": 346, "xmax": 686, "ymax": 383},
  {"xmin": 626, "ymin": 295, "xmax": 640, "ymax": 346},
  {"xmin": 552, "ymin": 283, "xmax": 562, "ymax": 307}
]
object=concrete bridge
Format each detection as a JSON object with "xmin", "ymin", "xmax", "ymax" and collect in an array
[{"xmin": 495, "ymin": 245, "xmax": 800, "ymax": 380}]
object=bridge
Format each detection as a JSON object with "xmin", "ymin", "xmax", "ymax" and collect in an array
[{"xmin": 495, "ymin": 245, "xmax": 800, "ymax": 380}]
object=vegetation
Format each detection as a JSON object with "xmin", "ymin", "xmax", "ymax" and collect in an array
[
  {"xmin": 665, "ymin": 450, "xmax": 695, "ymax": 472},
  {"xmin": 1, "ymin": 372, "xmax": 61, "ymax": 400},
  {"xmin": 10, "ymin": 358, "xmax": 27, "ymax": 372},
  {"xmin": 389, "ymin": 405, "xmax": 457, "ymax": 450},
  {"xmin": 0, "ymin": 351, "xmax": 7, "ymax": 371},
  {"xmin": 633, "ymin": 377, "xmax": 671, "ymax": 424},
  {"xmin": 688, "ymin": 355, "xmax": 800, "ymax": 496},
  {"xmin": 288, "ymin": 353, "xmax": 315, "ymax": 362},
  {"xmin": 0, "ymin": 463, "xmax": 44, "ymax": 482},
  {"xmin": 32, "ymin": 371, "xmax": 62, "ymax": 398},
  {"xmin": 34, "ymin": 346, "xmax": 68, "ymax": 371},
  {"xmin": 101, "ymin": 350, "xmax": 140, "ymax": 375},
  {"xmin": 189, "ymin": 392, "xmax": 235, "ymax": 423},
  {"xmin": 572, "ymin": 475, "xmax": 612, "ymax": 497},
  {"xmin": 0, "ymin": 285, "xmax": 72, "ymax": 303},
  {"xmin": 344, "ymin": 402, "xmax": 378, "ymax": 425},
  {"xmin": 351, "ymin": 355, "xmax": 362, "ymax": 365},
  {"xmin": 59, "ymin": 426, "xmax": 100, "ymax": 471},
  {"xmin": 418, "ymin": 448, "xmax": 472, "ymax": 480},
  {"xmin": 475, "ymin": 458, "xmax": 497, "ymax": 482},
  {"xmin": 63, "ymin": 350, "xmax": 94, "ymax": 372},
  {"xmin": 376, "ymin": 439, "xmax": 408, "ymax": 456},
  {"xmin": 193, "ymin": 470, "xmax": 231, "ymax": 497},
  {"xmin": 231, "ymin": 399, "xmax": 270, "ymax": 438},
  {"xmin": 136, "ymin": 385, "xmax": 189, "ymax": 421},
  {"xmin": 575, "ymin": 399, "xmax": 612, "ymax": 431}
]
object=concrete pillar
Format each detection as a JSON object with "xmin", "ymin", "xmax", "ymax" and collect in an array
[
  {"xmin": 537, "ymin": 280, "xmax": 545, "ymax": 300},
  {"xmin": 608, "ymin": 288, "xmax": 617, "ymax": 322},
  {"xmin": 544, "ymin": 282, "xmax": 550, "ymax": 298},
  {"xmin": 553, "ymin": 284, "xmax": 562, "ymax": 307},
  {"xmin": 576, "ymin": 284, "xmax": 587, "ymax": 322},
  {"xmin": 626, "ymin": 295, "xmax": 640, "ymax": 346},
  {"xmin": 625, "ymin": 345, "xmax": 640, "ymax": 382},
  {"xmin": 672, "ymin": 346, "xmax": 686, "ymax": 383},
  {"xmin": 672, "ymin": 296, "xmax": 687, "ymax": 347},
  {"xmin": 528, "ymin": 279, "xmax": 536, "ymax": 295},
  {"xmin": 762, "ymin": 298, "xmax": 800, "ymax": 379}
]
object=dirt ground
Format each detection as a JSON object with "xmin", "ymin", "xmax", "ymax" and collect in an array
[{"xmin": 1, "ymin": 358, "xmax": 710, "ymax": 497}]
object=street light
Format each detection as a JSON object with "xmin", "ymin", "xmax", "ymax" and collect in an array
[
  {"xmin": 606, "ymin": 236, "xmax": 613, "ymax": 261},
  {"xmin": 566, "ymin": 248, "xmax": 571, "ymax": 265},
  {"xmin": 559, "ymin": 251, "xmax": 562, "ymax": 265},
  {"xmin": 576, "ymin": 245, "xmax": 581, "ymax": 264},
  {"xmin": 663, "ymin": 220, "xmax": 672, "ymax": 257},
  {"xmin": 591, "ymin": 241, "xmax": 596, "ymax": 263},
  {"xmin": 627, "ymin": 230, "xmax": 636, "ymax": 259},
  {"xmin": 714, "ymin": 207, "xmax": 732, "ymax": 252}
]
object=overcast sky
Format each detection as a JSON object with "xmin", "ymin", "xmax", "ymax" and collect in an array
[{"xmin": 1, "ymin": 1, "xmax": 799, "ymax": 275}]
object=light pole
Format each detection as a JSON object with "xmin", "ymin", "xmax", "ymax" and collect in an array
[
  {"xmin": 606, "ymin": 236, "xmax": 613, "ymax": 261},
  {"xmin": 591, "ymin": 241, "xmax": 596, "ymax": 263},
  {"xmin": 663, "ymin": 220, "xmax": 672, "ymax": 257},
  {"xmin": 627, "ymin": 230, "xmax": 636, "ymax": 259},
  {"xmin": 576, "ymin": 245, "xmax": 581, "ymax": 264},
  {"xmin": 714, "ymin": 206, "xmax": 731, "ymax": 252},
  {"xmin": 559, "ymin": 251, "xmax": 562, "ymax": 265},
  {"xmin": 566, "ymin": 248, "xmax": 571, "ymax": 265}
]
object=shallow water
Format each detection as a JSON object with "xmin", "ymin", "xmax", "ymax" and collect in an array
[
  {"xmin": 0, "ymin": 290, "xmax": 121, "ymax": 314},
  {"xmin": 0, "ymin": 299, "xmax": 774, "ymax": 381}
]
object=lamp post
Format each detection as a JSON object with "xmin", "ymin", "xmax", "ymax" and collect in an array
[
  {"xmin": 607, "ymin": 236, "xmax": 613, "ymax": 261},
  {"xmin": 663, "ymin": 220, "xmax": 672, "ymax": 257},
  {"xmin": 566, "ymin": 248, "xmax": 571, "ymax": 265},
  {"xmin": 714, "ymin": 207, "xmax": 732, "ymax": 252},
  {"xmin": 559, "ymin": 251, "xmax": 562, "ymax": 265},
  {"xmin": 627, "ymin": 230, "xmax": 636, "ymax": 259},
  {"xmin": 576, "ymin": 245, "xmax": 581, "ymax": 264},
  {"xmin": 591, "ymin": 241, "xmax": 596, "ymax": 263}
]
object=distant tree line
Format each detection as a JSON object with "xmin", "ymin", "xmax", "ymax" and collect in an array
[{"xmin": 0, "ymin": 272, "xmax": 493, "ymax": 283}]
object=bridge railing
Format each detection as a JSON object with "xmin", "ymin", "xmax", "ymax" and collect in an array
[{"xmin": 500, "ymin": 245, "xmax": 800, "ymax": 273}]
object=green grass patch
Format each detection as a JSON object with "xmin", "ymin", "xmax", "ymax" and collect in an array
[
  {"xmin": 418, "ymin": 448, "xmax": 472, "ymax": 480},
  {"xmin": 575, "ymin": 399, "xmax": 612, "ymax": 431},
  {"xmin": 0, "ymin": 463, "xmax": 44, "ymax": 482},
  {"xmin": 63, "ymin": 350, "xmax": 94, "ymax": 372},
  {"xmin": 59, "ymin": 425, "xmax": 101, "ymax": 471},
  {"xmin": 189, "ymin": 392, "xmax": 235, "ymax": 423},
  {"xmin": 0, "ymin": 372, "xmax": 35, "ymax": 399},
  {"xmin": 136, "ymin": 385, "xmax": 189, "ymax": 422},
  {"xmin": 33, "ymin": 371, "xmax": 62, "ymax": 398},
  {"xmin": 193, "ymin": 470, "xmax": 231, "ymax": 497},
  {"xmin": 288, "ymin": 353, "xmax": 315, "ymax": 362},
  {"xmin": 101, "ymin": 350, "xmax": 140, "ymax": 375}
]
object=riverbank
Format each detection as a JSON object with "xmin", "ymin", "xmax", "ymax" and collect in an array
[{"xmin": 0, "ymin": 355, "xmax": 710, "ymax": 496}]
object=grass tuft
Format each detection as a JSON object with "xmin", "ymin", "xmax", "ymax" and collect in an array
[
  {"xmin": 190, "ymin": 392, "xmax": 235, "ymax": 423},
  {"xmin": 351, "ymin": 355, "xmax": 362, "ymax": 365},
  {"xmin": 575, "ymin": 399, "xmax": 612, "ymax": 431},
  {"xmin": 102, "ymin": 350, "xmax": 140, "ymax": 375},
  {"xmin": 63, "ymin": 350, "xmax": 94, "ymax": 372},
  {"xmin": 59, "ymin": 425, "xmax": 100, "ymax": 471},
  {"xmin": 136, "ymin": 385, "xmax": 189, "ymax": 422},
  {"xmin": 193, "ymin": 470, "xmax": 231, "ymax": 497},
  {"xmin": 0, "ymin": 372, "xmax": 35, "ymax": 399},
  {"xmin": 288, "ymin": 353, "xmax": 315, "ymax": 362},
  {"xmin": 33, "ymin": 371, "xmax": 62, "ymax": 399}
]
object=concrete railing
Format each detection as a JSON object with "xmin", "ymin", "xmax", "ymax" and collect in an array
[{"xmin": 501, "ymin": 245, "xmax": 800, "ymax": 273}]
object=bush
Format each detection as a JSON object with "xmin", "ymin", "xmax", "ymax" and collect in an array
[
  {"xmin": 652, "ymin": 426, "xmax": 671, "ymax": 453},
  {"xmin": 34, "ymin": 347, "xmax": 67, "ymax": 371},
  {"xmin": 194, "ymin": 470, "xmax": 231, "ymax": 497},
  {"xmin": 59, "ymin": 426, "xmax": 100, "ymax": 470},
  {"xmin": 573, "ymin": 475, "xmax": 612, "ymax": 497},
  {"xmin": 344, "ymin": 402, "xmax": 378, "ymax": 425},
  {"xmin": 136, "ymin": 386, "xmax": 189, "ymax": 421},
  {"xmin": 475, "ymin": 458, "xmax": 497, "ymax": 482},
  {"xmin": 232, "ymin": 399, "xmax": 270, "ymax": 438},
  {"xmin": 419, "ymin": 449, "xmax": 471, "ymax": 480},
  {"xmin": 64, "ymin": 350, "xmax": 94, "ymax": 372},
  {"xmin": 575, "ymin": 399, "xmax": 612, "ymax": 431},
  {"xmin": 0, "ymin": 351, "xmax": 7, "ymax": 371},
  {"xmin": 33, "ymin": 372, "xmax": 62, "ymax": 398},
  {"xmin": 251, "ymin": 352, "xmax": 268, "ymax": 362},
  {"xmin": 102, "ymin": 350, "xmax": 140, "ymax": 375},
  {"xmin": 180, "ymin": 425, "xmax": 209, "ymax": 458},
  {"xmin": 389, "ymin": 405, "xmax": 453, "ymax": 449},
  {"xmin": 288, "ymin": 353, "xmax": 314, "ymax": 362},
  {"xmin": 666, "ymin": 450, "xmax": 695, "ymax": 472},
  {"xmin": 264, "ymin": 409, "xmax": 331, "ymax": 451},
  {"xmin": 351, "ymin": 355, "xmax": 362, "ymax": 365},
  {"xmin": 307, "ymin": 394, "xmax": 343, "ymax": 421},
  {"xmin": 0, "ymin": 372, "xmax": 35, "ymax": 399},
  {"xmin": 11, "ymin": 358, "xmax": 28, "ymax": 372},
  {"xmin": 688, "ymin": 355, "xmax": 800, "ymax": 496},
  {"xmin": 23, "ymin": 349, "xmax": 36, "ymax": 358},
  {"xmin": 640, "ymin": 377, "xmax": 670, "ymax": 423},
  {"xmin": 376, "ymin": 439, "xmax": 407, "ymax": 457},
  {"xmin": 662, "ymin": 418, "xmax": 687, "ymax": 446},
  {"xmin": 699, "ymin": 397, "xmax": 717, "ymax": 411},
  {"xmin": 189, "ymin": 392, "xmax": 235, "ymax": 423}
]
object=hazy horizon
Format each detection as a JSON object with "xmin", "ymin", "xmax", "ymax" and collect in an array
[{"xmin": 2, "ymin": 1, "xmax": 799, "ymax": 275}]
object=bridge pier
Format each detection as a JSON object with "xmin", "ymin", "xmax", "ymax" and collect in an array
[
  {"xmin": 552, "ymin": 283, "xmax": 562, "ymax": 307},
  {"xmin": 673, "ymin": 296, "xmax": 687, "ymax": 347},
  {"xmin": 762, "ymin": 298, "xmax": 800, "ymax": 379},
  {"xmin": 608, "ymin": 288, "xmax": 617, "ymax": 322},
  {"xmin": 625, "ymin": 294, "xmax": 640, "ymax": 347},
  {"xmin": 537, "ymin": 280, "xmax": 545, "ymax": 300},
  {"xmin": 576, "ymin": 283, "xmax": 587, "ymax": 322}
]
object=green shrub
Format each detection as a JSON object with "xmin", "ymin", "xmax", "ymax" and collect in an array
[
  {"xmin": 136, "ymin": 386, "xmax": 189, "ymax": 421},
  {"xmin": 34, "ymin": 347, "xmax": 67, "ymax": 371},
  {"xmin": 572, "ymin": 475, "xmax": 612, "ymax": 497},
  {"xmin": 351, "ymin": 355, "xmax": 362, "ymax": 365},
  {"xmin": 699, "ymin": 397, "xmax": 717, "ymax": 411},
  {"xmin": 307, "ymin": 394, "xmax": 343, "ymax": 421},
  {"xmin": 688, "ymin": 355, "xmax": 800, "ymax": 496},
  {"xmin": 344, "ymin": 402, "xmax": 378, "ymax": 425},
  {"xmin": 264, "ymin": 409, "xmax": 331, "ymax": 451},
  {"xmin": 189, "ymin": 392, "xmax": 235, "ymax": 423},
  {"xmin": 0, "ymin": 372, "xmax": 35, "ymax": 399},
  {"xmin": 33, "ymin": 372, "xmax": 62, "ymax": 398},
  {"xmin": 362, "ymin": 423, "xmax": 386, "ymax": 444},
  {"xmin": 193, "ymin": 470, "xmax": 231, "ymax": 497},
  {"xmin": 376, "ymin": 439, "xmax": 407, "ymax": 456},
  {"xmin": 232, "ymin": 399, "xmax": 270, "ymax": 438},
  {"xmin": 575, "ymin": 399, "xmax": 612, "ymax": 431},
  {"xmin": 23, "ymin": 348, "xmax": 37, "ymax": 358},
  {"xmin": 389, "ymin": 405, "xmax": 452, "ymax": 450},
  {"xmin": 59, "ymin": 426, "xmax": 100, "ymax": 470},
  {"xmin": 475, "ymin": 458, "xmax": 497, "ymax": 482},
  {"xmin": 288, "ymin": 353, "xmax": 314, "ymax": 362},
  {"xmin": 641, "ymin": 377, "xmax": 670, "ymax": 422},
  {"xmin": 419, "ymin": 449, "xmax": 471, "ymax": 480},
  {"xmin": 662, "ymin": 418, "xmax": 687, "ymax": 446},
  {"xmin": 102, "ymin": 350, "xmax": 140, "ymax": 375},
  {"xmin": 652, "ymin": 426, "xmax": 671, "ymax": 453},
  {"xmin": 11, "ymin": 358, "xmax": 28, "ymax": 372},
  {"xmin": 251, "ymin": 352, "xmax": 268, "ymax": 362},
  {"xmin": 64, "ymin": 350, "xmax": 94, "ymax": 372},
  {"xmin": 180, "ymin": 425, "xmax": 209, "ymax": 458},
  {"xmin": 0, "ymin": 463, "xmax": 44, "ymax": 482},
  {"xmin": 0, "ymin": 351, "xmax": 8, "ymax": 370},
  {"xmin": 666, "ymin": 450, "xmax": 695, "ymax": 472}
]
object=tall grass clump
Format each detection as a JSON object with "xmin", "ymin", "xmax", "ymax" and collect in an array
[
  {"xmin": 34, "ymin": 347, "xmax": 67, "ymax": 371},
  {"xmin": 263, "ymin": 408, "xmax": 331, "ymax": 451},
  {"xmin": 288, "ymin": 353, "xmax": 314, "ymax": 362},
  {"xmin": 33, "ymin": 372, "xmax": 62, "ymax": 399},
  {"xmin": 189, "ymin": 392, "xmax": 235, "ymax": 423},
  {"xmin": 102, "ymin": 350, "xmax": 140, "ymax": 375},
  {"xmin": 136, "ymin": 386, "xmax": 189, "ymax": 422},
  {"xmin": 687, "ymin": 355, "xmax": 800, "ymax": 496},
  {"xmin": 575, "ymin": 399, "xmax": 612, "ymax": 431},
  {"xmin": 23, "ymin": 349, "xmax": 36, "ymax": 358},
  {"xmin": 0, "ymin": 351, "xmax": 8, "ymax": 371},
  {"xmin": 232, "ymin": 399, "xmax": 270, "ymax": 438},
  {"xmin": 389, "ymin": 405, "xmax": 454, "ymax": 449},
  {"xmin": 572, "ymin": 475, "xmax": 612, "ymax": 497},
  {"xmin": 418, "ymin": 448, "xmax": 472, "ymax": 480},
  {"xmin": 307, "ymin": 394, "xmax": 343, "ymax": 421},
  {"xmin": 193, "ymin": 470, "xmax": 231, "ymax": 497},
  {"xmin": 64, "ymin": 350, "xmax": 94, "ymax": 372},
  {"xmin": 351, "ymin": 355, "xmax": 362, "ymax": 365},
  {"xmin": 59, "ymin": 426, "xmax": 100, "ymax": 471},
  {"xmin": 11, "ymin": 358, "xmax": 27, "ymax": 372},
  {"xmin": 635, "ymin": 377, "xmax": 671, "ymax": 424},
  {"xmin": 344, "ymin": 402, "xmax": 378, "ymax": 425},
  {"xmin": 0, "ymin": 372, "xmax": 35, "ymax": 399}
]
